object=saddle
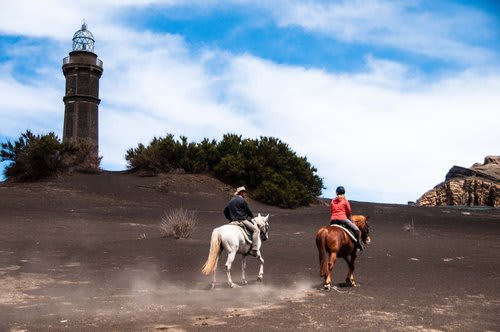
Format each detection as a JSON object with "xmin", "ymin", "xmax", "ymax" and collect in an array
[
  {"xmin": 229, "ymin": 221, "xmax": 253, "ymax": 244},
  {"xmin": 330, "ymin": 223, "xmax": 358, "ymax": 242}
]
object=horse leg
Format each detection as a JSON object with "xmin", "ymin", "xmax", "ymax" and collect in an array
[
  {"xmin": 225, "ymin": 251, "xmax": 238, "ymax": 288},
  {"xmin": 344, "ymin": 255, "xmax": 357, "ymax": 287},
  {"xmin": 324, "ymin": 253, "xmax": 337, "ymax": 290},
  {"xmin": 211, "ymin": 250, "xmax": 223, "ymax": 289},
  {"xmin": 211, "ymin": 268, "xmax": 217, "ymax": 289},
  {"xmin": 241, "ymin": 255, "xmax": 248, "ymax": 285},
  {"xmin": 256, "ymin": 254, "xmax": 264, "ymax": 281}
]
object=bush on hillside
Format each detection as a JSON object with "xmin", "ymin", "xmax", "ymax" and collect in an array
[
  {"xmin": 0, "ymin": 130, "xmax": 100, "ymax": 181},
  {"xmin": 126, "ymin": 133, "xmax": 324, "ymax": 208}
]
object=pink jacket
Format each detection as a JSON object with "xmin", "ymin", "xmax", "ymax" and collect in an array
[{"xmin": 330, "ymin": 197, "xmax": 352, "ymax": 221}]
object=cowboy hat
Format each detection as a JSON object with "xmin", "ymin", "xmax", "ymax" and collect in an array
[{"xmin": 234, "ymin": 186, "xmax": 248, "ymax": 195}]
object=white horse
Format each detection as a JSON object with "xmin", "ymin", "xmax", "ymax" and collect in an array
[{"xmin": 201, "ymin": 214, "xmax": 270, "ymax": 288}]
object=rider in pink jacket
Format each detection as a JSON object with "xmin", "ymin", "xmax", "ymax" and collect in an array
[
  {"xmin": 330, "ymin": 195, "xmax": 352, "ymax": 220},
  {"xmin": 330, "ymin": 186, "xmax": 363, "ymax": 251}
]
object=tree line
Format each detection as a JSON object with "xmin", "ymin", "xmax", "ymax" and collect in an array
[{"xmin": 1, "ymin": 131, "xmax": 324, "ymax": 208}]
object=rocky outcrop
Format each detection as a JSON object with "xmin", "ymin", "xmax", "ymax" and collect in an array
[{"xmin": 417, "ymin": 156, "xmax": 500, "ymax": 207}]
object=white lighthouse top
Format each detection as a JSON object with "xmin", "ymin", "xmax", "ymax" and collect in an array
[{"xmin": 72, "ymin": 22, "xmax": 95, "ymax": 53}]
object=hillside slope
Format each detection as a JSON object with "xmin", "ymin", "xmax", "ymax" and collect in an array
[{"xmin": 0, "ymin": 172, "xmax": 499, "ymax": 331}]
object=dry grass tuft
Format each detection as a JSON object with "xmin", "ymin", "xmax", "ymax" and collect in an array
[
  {"xmin": 403, "ymin": 218, "xmax": 416, "ymax": 234},
  {"xmin": 160, "ymin": 207, "xmax": 197, "ymax": 239}
]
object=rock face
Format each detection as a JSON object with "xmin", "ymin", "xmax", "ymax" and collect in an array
[{"xmin": 417, "ymin": 156, "xmax": 500, "ymax": 207}]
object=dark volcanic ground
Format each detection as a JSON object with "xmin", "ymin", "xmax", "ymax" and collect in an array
[{"xmin": 0, "ymin": 172, "xmax": 499, "ymax": 331}]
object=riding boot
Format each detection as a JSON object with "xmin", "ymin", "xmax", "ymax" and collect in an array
[{"xmin": 355, "ymin": 231, "xmax": 363, "ymax": 252}]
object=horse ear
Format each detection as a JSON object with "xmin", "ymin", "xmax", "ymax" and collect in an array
[
  {"xmin": 258, "ymin": 213, "xmax": 261, "ymax": 217},
  {"xmin": 264, "ymin": 214, "xmax": 269, "ymax": 221}
]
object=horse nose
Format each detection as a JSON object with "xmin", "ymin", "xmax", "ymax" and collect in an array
[{"xmin": 365, "ymin": 237, "xmax": 371, "ymax": 245}]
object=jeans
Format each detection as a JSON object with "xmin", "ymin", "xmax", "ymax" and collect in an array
[
  {"xmin": 241, "ymin": 219, "xmax": 260, "ymax": 251},
  {"xmin": 332, "ymin": 218, "xmax": 360, "ymax": 240}
]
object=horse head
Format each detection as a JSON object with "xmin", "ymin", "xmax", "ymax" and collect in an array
[
  {"xmin": 254, "ymin": 213, "xmax": 270, "ymax": 241},
  {"xmin": 352, "ymin": 215, "xmax": 371, "ymax": 245}
]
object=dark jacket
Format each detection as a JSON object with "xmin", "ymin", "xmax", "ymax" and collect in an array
[{"xmin": 224, "ymin": 195, "xmax": 254, "ymax": 221}]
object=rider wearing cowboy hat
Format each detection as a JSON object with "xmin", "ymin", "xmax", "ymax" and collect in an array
[{"xmin": 224, "ymin": 186, "xmax": 260, "ymax": 256}]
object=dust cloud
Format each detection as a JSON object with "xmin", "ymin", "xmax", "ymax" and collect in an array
[{"xmin": 1, "ymin": 256, "xmax": 320, "ymax": 329}]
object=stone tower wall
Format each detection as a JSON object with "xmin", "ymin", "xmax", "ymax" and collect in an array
[{"xmin": 62, "ymin": 51, "xmax": 103, "ymax": 155}]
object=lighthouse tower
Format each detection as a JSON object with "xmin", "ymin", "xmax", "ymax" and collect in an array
[{"xmin": 62, "ymin": 23, "xmax": 103, "ymax": 158}]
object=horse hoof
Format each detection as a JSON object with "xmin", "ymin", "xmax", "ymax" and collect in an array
[
  {"xmin": 241, "ymin": 280, "xmax": 248, "ymax": 285},
  {"xmin": 257, "ymin": 276, "xmax": 263, "ymax": 282},
  {"xmin": 323, "ymin": 284, "xmax": 331, "ymax": 291},
  {"xmin": 209, "ymin": 283, "xmax": 216, "ymax": 290},
  {"xmin": 345, "ymin": 278, "xmax": 356, "ymax": 287}
]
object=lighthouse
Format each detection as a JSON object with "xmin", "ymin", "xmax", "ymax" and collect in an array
[{"xmin": 62, "ymin": 22, "xmax": 103, "ymax": 160}]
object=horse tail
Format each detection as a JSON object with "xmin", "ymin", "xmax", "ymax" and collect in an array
[
  {"xmin": 316, "ymin": 227, "xmax": 329, "ymax": 278},
  {"xmin": 201, "ymin": 228, "xmax": 221, "ymax": 275}
]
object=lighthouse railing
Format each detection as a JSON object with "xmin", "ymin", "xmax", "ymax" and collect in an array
[{"xmin": 63, "ymin": 56, "xmax": 103, "ymax": 68}]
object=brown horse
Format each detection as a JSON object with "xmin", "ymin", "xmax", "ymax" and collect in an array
[{"xmin": 315, "ymin": 215, "xmax": 371, "ymax": 290}]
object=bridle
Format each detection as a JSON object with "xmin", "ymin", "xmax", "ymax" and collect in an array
[
  {"xmin": 254, "ymin": 217, "xmax": 269, "ymax": 241},
  {"xmin": 359, "ymin": 221, "xmax": 370, "ymax": 243}
]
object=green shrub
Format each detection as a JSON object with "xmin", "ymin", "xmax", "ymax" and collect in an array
[
  {"xmin": 126, "ymin": 133, "xmax": 324, "ymax": 208},
  {"xmin": 213, "ymin": 154, "xmax": 247, "ymax": 183},
  {"xmin": 125, "ymin": 142, "xmax": 162, "ymax": 176},
  {"xmin": 1, "ymin": 130, "xmax": 100, "ymax": 181}
]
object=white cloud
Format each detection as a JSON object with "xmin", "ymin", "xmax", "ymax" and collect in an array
[
  {"xmin": 221, "ymin": 54, "xmax": 500, "ymax": 201},
  {"xmin": 0, "ymin": 0, "xmax": 189, "ymax": 40},
  {"xmin": 272, "ymin": 0, "xmax": 497, "ymax": 64},
  {"xmin": 0, "ymin": 65, "xmax": 63, "ymax": 136},
  {"xmin": 1, "ymin": 0, "xmax": 496, "ymax": 65},
  {"xmin": 1, "ymin": 1, "xmax": 498, "ymax": 203}
]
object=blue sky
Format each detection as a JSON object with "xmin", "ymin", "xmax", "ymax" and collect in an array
[{"xmin": 1, "ymin": 0, "xmax": 499, "ymax": 204}]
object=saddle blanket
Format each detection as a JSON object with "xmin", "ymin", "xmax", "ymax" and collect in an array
[
  {"xmin": 229, "ymin": 221, "xmax": 253, "ymax": 244},
  {"xmin": 331, "ymin": 224, "xmax": 358, "ymax": 242}
]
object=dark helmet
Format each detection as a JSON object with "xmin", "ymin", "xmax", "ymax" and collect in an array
[{"xmin": 336, "ymin": 186, "xmax": 346, "ymax": 195}]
